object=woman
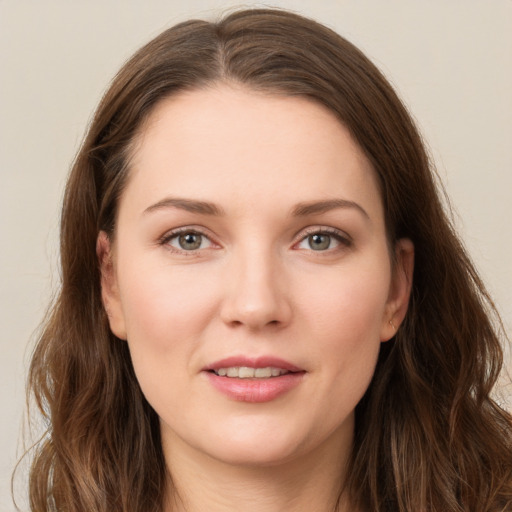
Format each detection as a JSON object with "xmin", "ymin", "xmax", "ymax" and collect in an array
[{"xmin": 26, "ymin": 8, "xmax": 512, "ymax": 512}]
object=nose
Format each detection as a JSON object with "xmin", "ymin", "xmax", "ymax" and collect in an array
[{"xmin": 220, "ymin": 246, "xmax": 292, "ymax": 330}]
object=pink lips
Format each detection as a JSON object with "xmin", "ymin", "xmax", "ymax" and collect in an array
[{"xmin": 203, "ymin": 356, "xmax": 305, "ymax": 403}]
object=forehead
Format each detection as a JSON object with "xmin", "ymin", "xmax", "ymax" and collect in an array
[{"xmin": 122, "ymin": 85, "xmax": 383, "ymax": 222}]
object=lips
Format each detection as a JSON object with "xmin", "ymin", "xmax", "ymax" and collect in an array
[
  {"xmin": 203, "ymin": 356, "xmax": 305, "ymax": 403},
  {"xmin": 214, "ymin": 366, "xmax": 289, "ymax": 378},
  {"xmin": 204, "ymin": 356, "xmax": 302, "ymax": 373}
]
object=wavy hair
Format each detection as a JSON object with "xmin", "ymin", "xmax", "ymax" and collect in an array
[{"xmin": 25, "ymin": 8, "xmax": 512, "ymax": 511}]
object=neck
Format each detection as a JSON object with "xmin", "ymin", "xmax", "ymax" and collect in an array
[{"xmin": 162, "ymin": 427, "xmax": 356, "ymax": 512}]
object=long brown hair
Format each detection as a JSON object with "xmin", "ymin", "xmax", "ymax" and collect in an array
[{"xmin": 25, "ymin": 8, "xmax": 512, "ymax": 511}]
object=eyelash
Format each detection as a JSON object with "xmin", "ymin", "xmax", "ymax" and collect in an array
[
  {"xmin": 158, "ymin": 226, "xmax": 352, "ymax": 255},
  {"xmin": 293, "ymin": 226, "xmax": 352, "ymax": 252},
  {"xmin": 158, "ymin": 227, "xmax": 216, "ymax": 255}
]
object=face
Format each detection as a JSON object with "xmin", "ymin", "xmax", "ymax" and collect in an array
[{"xmin": 99, "ymin": 85, "xmax": 413, "ymax": 468}]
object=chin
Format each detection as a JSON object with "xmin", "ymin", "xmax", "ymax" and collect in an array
[
  {"xmin": 208, "ymin": 440, "xmax": 303, "ymax": 468},
  {"xmin": 196, "ymin": 421, "xmax": 309, "ymax": 468}
]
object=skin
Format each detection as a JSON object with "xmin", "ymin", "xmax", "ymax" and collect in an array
[{"xmin": 98, "ymin": 84, "xmax": 414, "ymax": 511}]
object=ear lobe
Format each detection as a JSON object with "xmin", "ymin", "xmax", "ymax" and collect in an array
[
  {"xmin": 381, "ymin": 238, "xmax": 414, "ymax": 342},
  {"xmin": 96, "ymin": 231, "xmax": 127, "ymax": 340}
]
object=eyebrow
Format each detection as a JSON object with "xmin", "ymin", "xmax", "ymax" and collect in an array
[
  {"xmin": 292, "ymin": 199, "xmax": 370, "ymax": 220},
  {"xmin": 143, "ymin": 196, "xmax": 369, "ymax": 220},
  {"xmin": 143, "ymin": 197, "xmax": 225, "ymax": 216}
]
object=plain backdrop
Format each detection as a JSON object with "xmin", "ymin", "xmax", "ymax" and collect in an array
[{"xmin": 1, "ymin": 1, "xmax": 511, "ymax": 509}]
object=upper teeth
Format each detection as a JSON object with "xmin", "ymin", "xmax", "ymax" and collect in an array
[{"xmin": 214, "ymin": 367, "xmax": 288, "ymax": 378}]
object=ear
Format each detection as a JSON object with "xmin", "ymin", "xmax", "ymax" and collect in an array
[
  {"xmin": 96, "ymin": 231, "xmax": 127, "ymax": 340},
  {"xmin": 380, "ymin": 238, "xmax": 414, "ymax": 341}
]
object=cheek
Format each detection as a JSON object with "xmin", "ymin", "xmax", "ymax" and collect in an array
[
  {"xmin": 298, "ymin": 262, "xmax": 390, "ymax": 389},
  {"xmin": 119, "ymin": 261, "xmax": 219, "ymax": 344},
  {"xmin": 116, "ymin": 261, "xmax": 223, "ymax": 419},
  {"xmin": 116, "ymin": 260, "xmax": 222, "ymax": 401},
  {"xmin": 300, "ymin": 262, "xmax": 390, "ymax": 340}
]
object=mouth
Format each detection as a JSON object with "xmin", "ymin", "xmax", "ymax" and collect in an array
[
  {"xmin": 203, "ymin": 356, "xmax": 305, "ymax": 402},
  {"xmin": 210, "ymin": 366, "xmax": 291, "ymax": 378}
]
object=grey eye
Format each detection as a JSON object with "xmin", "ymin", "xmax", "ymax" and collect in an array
[
  {"xmin": 307, "ymin": 234, "xmax": 331, "ymax": 250},
  {"xmin": 178, "ymin": 232, "xmax": 203, "ymax": 250},
  {"xmin": 165, "ymin": 229, "xmax": 215, "ymax": 252}
]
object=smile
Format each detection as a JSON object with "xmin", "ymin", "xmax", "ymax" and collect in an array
[
  {"xmin": 213, "ymin": 366, "xmax": 290, "ymax": 378},
  {"xmin": 204, "ymin": 357, "xmax": 305, "ymax": 402}
]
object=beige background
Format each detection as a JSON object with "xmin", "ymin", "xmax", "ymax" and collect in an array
[{"xmin": 1, "ymin": 1, "xmax": 511, "ymax": 509}]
